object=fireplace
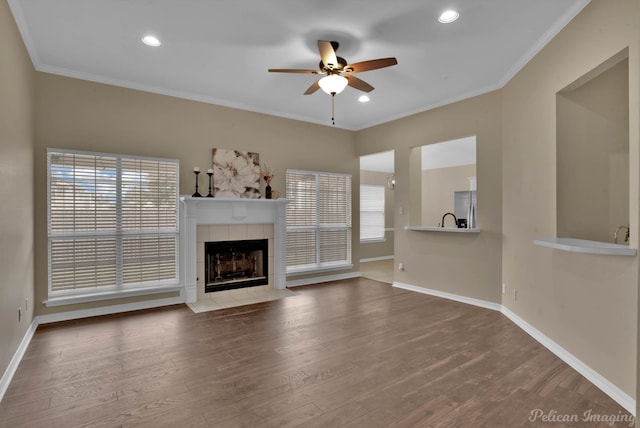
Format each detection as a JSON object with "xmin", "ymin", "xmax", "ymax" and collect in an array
[
  {"xmin": 204, "ymin": 239, "xmax": 268, "ymax": 292},
  {"xmin": 180, "ymin": 197, "xmax": 288, "ymax": 304}
]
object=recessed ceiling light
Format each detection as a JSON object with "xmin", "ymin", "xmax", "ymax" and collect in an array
[
  {"xmin": 358, "ymin": 95, "xmax": 370, "ymax": 103},
  {"xmin": 438, "ymin": 10, "xmax": 459, "ymax": 23},
  {"xmin": 142, "ymin": 35, "xmax": 161, "ymax": 47}
]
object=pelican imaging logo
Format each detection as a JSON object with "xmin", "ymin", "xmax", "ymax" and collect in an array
[{"xmin": 528, "ymin": 409, "xmax": 635, "ymax": 426}]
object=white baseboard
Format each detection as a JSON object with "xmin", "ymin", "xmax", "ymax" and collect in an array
[
  {"xmin": 287, "ymin": 272, "xmax": 361, "ymax": 288},
  {"xmin": 392, "ymin": 281, "xmax": 502, "ymax": 312},
  {"xmin": 394, "ymin": 281, "xmax": 635, "ymax": 415},
  {"xmin": 360, "ymin": 255, "xmax": 394, "ymax": 263},
  {"xmin": 501, "ymin": 306, "xmax": 636, "ymax": 416},
  {"xmin": 36, "ymin": 296, "xmax": 185, "ymax": 325},
  {"xmin": 0, "ymin": 319, "xmax": 38, "ymax": 403},
  {"xmin": 0, "ymin": 295, "xmax": 184, "ymax": 403},
  {"xmin": 3, "ymin": 285, "xmax": 635, "ymax": 416}
]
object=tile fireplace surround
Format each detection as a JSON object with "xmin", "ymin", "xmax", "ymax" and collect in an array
[{"xmin": 180, "ymin": 197, "xmax": 288, "ymax": 304}]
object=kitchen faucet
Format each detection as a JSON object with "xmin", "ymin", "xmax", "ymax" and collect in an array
[{"xmin": 441, "ymin": 212, "xmax": 457, "ymax": 228}]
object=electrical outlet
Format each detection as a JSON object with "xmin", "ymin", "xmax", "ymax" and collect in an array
[
  {"xmin": 398, "ymin": 262, "xmax": 405, "ymax": 271},
  {"xmin": 399, "ymin": 207, "xmax": 404, "ymax": 215},
  {"xmin": 25, "ymin": 298, "xmax": 29, "ymax": 312},
  {"xmin": 502, "ymin": 283, "xmax": 506, "ymax": 294}
]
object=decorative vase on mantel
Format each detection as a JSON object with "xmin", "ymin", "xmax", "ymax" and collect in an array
[{"xmin": 261, "ymin": 164, "xmax": 279, "ymax": 200}]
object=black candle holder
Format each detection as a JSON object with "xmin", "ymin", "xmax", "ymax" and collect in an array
[
  {"xmin": 207, "ymin": 171, "xmax": 214, "ymax": 197},
  {"xmin": 192, "ymin": 170, "xmax": 202, "ymax": 197}
]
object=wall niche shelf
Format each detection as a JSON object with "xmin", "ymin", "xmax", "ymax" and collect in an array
[
  {"xmin": 533, "ymin": 238, "xmax": 636, "ymax": 256},
  {"xmin": 405, "ymin": 226, "xmax": 480, "ymax": 233}
]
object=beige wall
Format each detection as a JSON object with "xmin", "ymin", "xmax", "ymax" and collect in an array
[
  {"xmin": 359, "ymin": 170, "xmax": 394, "ymax": 260},
  {"xmin": 557, "ymin": 58, "xmax": 629, "ymax": 242},
  {"xmin": 355, "ymin": 90, "xmax": 503, "ymax": 305},
  {"xmin": 421, "ymin": 164, "xmax": 476, "ymax": 227},
  {"xmin": 0, "ymin": 0, "xmax": 36, "ymax": 381},
  {"xmin": 33, "ymin": 73, "xmax": 359, "ymax": 316},
  {"xmin": 502, "ymin": 0, "xmax": 638, "ymax": 397},
  {"xmin": 2, "ymin": 0, "xmax": 638, "ymax": 412}
]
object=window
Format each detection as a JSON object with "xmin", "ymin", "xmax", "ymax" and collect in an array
[
  {"xmin": 47, "ymin": 149, "xmax": 179, "ymax": 303},
  {"xmin": 286, "ymin": 169, "xmax": 352, "ymax": 273},
  {"xmin": 360, "ymin": 184, "xmax": 385, "ymax": 242}
]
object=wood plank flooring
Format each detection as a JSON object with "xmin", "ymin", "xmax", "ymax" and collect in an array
[{"xmin": 0, "ymin": 278, "xmax": 633, "ymax": 427}]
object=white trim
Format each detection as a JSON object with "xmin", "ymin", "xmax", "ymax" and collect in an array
[
  {"xmin": 2, "ymin": 281, "xmax": 634, "ymax": 416},
  {"xmin": 392, "ymin": 281, "xmax": 502, "ymax": 312},
  {"xmin": 501, "ymin": 306, "xmax": 636, "ymax": 416},
  {"xmin": 497, "ymin": 0, "xmax": 592, "ymax": 88},
  {"xmin": 0, "ymin": 319, "xmax": 38, "ymax": 403},
  {"xmin": 37, "ymin": 296, "xmax": 185, "ymax": 325},
  {"xmin": 44, "ymin": 285, "xmax": 182, "ymax": 307},
  {"xmin": 286, "ymin": 271, "xmax": 361, "ymax": 288},
  {"xmin": 8, "ymin": 0, "xmax": 590, "ymax": 133},
  {"xmin": 393, "ymin": 281, "xmax": 635, "ymax": 415},
  {"xmin": 0, "ymin": 295, "xmax": 184, "ymax": 403},
  {"xmin": 360, "ymin": 255, "xmax": 394, "ymax": 263}
]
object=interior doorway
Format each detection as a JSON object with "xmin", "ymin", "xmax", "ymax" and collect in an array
[{"xmin": 359, "ymin": 150, "xmax": 395, "ymax": 283}]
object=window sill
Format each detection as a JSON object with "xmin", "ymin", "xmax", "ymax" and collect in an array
[
  {"xmin": 286, "ymin": 263, "xmax": 354, "ymax": 277},
  {"xmin": 361, "ymin": 238, "xmax": 387, "ymax": 243},
  {"xmin": 44, "ymin": 285, "xmax": 182, "ymax": 307}
]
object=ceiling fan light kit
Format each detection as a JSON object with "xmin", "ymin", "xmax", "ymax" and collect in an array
[
  {"xmin": 318, "ymin": 75, "xmax": 348, "ymax": 95},
  {"xmin": 269, "ymin": 40, "xmax": 397, "ymax": 125}
]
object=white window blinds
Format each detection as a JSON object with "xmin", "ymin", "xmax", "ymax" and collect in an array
[
  {"xmin": 286, "ymin": 170, "xmax": 352, "ymax": 272},
  {"xmin": 360, "ymin": 184, "xmax": 385, "ymax": 241},
  {"xmin": 47, "ymin": 150, "xmax": 179, "ymax": 296}
]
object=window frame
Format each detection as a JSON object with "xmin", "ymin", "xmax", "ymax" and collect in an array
[
  {"xmin": 285, "ymin": 169, "xmax": 352, "ymax": 275},
  {"xmin": 46, "ymin": 148, "xmax": 181, "ymax": 306}
]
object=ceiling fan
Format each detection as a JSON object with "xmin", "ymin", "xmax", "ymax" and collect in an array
[{"xmin": 269, "ymin": 40, "xmax": 398, "ymax": 124}]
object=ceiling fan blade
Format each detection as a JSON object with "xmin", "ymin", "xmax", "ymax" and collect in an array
[
  {"xmin": 268, "ymin": 68, "xmax": 320, "ymax": 74},
  {"xmin": 304, "ymin": 80, "xmax": 321, "ymax": 95},
  {"xmin": 318, "ymin": 40, "xmax": 338, "ymax": 69},
  {"xmin": 346, "ymin": 75, "xmax": 374, "ymax": 92},
  {"xmin": 346, "ymin": 57, "xmax": 398, "ymax": 73}
]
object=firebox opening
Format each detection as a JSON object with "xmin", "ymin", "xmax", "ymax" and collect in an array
[{"xmin": 204, "ymin": 239, "xmax": 268, "ymax": 292}]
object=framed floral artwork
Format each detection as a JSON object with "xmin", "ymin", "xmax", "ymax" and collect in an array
[{"xmin": 211, "ymin": 148, "xmax": 261, "ymax": 198}]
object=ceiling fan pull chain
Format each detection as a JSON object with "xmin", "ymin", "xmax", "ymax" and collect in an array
[{"xmin": 331, "ymin": 92, "xmax": 336, "ymax": 125}]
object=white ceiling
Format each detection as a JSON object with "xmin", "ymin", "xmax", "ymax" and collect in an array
[{"xmin": 8, "ymin": 0, "xmax": 589, "ymax": 131}]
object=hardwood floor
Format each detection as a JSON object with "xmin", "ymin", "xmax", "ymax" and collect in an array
[{"xmin": 0, "ymin": 278, "xmax": 632, "ymax": 427}]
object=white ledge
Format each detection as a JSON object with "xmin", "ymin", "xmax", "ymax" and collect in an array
[
  {"xmin": 180, "ymin": 196, "xmax": 288, "ymax": 203},
  {"xmin": 533, "ymin": 238, "xmax": 637, "ymax": 256},
  {"xmin": 405, "ymin": 226, "xmax": 480, "ymax": 233}
]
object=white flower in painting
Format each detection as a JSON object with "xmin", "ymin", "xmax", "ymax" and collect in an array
[{"xmin": 212, "ymin": 149, "xmax": 260, "ymax": 198}]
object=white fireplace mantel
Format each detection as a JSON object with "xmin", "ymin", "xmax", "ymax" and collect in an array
[{"xmin": 180, "ymin": 197, "xmax": 288, "ymax": 303}]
